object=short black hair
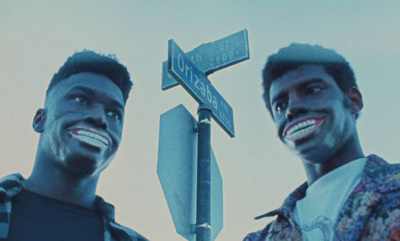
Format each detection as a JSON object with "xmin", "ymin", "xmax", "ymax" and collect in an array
[
  {"xmin": 262, "ymin": 43, "xmax": 357, "ymax": 115},
  {"xmin": 47, "ymin": 50, "xmax": 133, "ymax": 103}
]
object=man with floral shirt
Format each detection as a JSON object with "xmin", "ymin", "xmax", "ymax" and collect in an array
[{"xmin": 243, "ymin": 43, "xmax": 400, "ymax": 241}]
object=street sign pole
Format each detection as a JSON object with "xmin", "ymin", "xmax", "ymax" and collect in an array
[
  {"xmin": 160, "ymin": 30, "xmax": 249, "ymax": 241},
  {"xmin": 196, "ymin": 104, "xmax": 212, "ymax": 241}
]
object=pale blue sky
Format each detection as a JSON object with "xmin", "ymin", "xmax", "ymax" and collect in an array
[{"xmin": 0, "ymin": 1, "xmax": 399, "ymax": 240}]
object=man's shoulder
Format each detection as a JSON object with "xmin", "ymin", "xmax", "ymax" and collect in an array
[
  {"xmin": 95, "ymin": 195, "xmax": 149, "ymax": 241},
  {"xmin": 109, "ymin": 221, "xmax": 149, "ymax": 241},
  {"xmin": 364, "ymin": 154, "xmax": 400, "ymax": 193},
  {"xmin": 333, "ymin": 155, "xmax": 400, "ymax": 241},
  {"xmin": 366, "ymin": 154, "xmax": 400, "ymax": 172},
  {"xmin": 243, "ymin": 229, "xmax": 263, "ymax": 241},
  {"xmin": 0, "ymin": 173, "xmax": 24, "ymax": 186},
  {"xmin": 243, "ymin": 226, "xmax": 268, "ymax": 241},
  {"xmin": 0, "ymin": 173, "xmax": 24, "ymax": 202}
]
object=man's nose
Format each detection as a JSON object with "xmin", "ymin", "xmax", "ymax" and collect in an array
[
  {"xmin": 85, "ymin": 104, "xmax": 108, "ymax": 130},
  {"xmin": 285, "ymin": 95, "xmax": 308, "ymax": 122}
]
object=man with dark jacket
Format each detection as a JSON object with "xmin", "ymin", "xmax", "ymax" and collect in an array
[{"xmin": 0, "ymin": 51, "xmax": 148, "ymax": 241}]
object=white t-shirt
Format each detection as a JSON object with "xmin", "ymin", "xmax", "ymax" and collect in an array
[{"xmin": 293, "ymin": 158, "xmax": 367, "ymax": 241}]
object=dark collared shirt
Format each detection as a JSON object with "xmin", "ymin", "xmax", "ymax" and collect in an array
[{"xmin": 0, "ymin": 174, "xmax": 149, "ymax": 241}]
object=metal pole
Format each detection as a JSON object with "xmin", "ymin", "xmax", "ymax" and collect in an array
[{"xmin": 196, "ymin": 104, "xmax": 212, "ymax": 241}]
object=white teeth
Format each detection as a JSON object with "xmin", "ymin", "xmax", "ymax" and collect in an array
[
  {"xmin": 286, "ymin": 119, "xmax": 317, "ymax": 136},
  {"xmin": 73, "ymin": 135, "xmax": 108, "ymax": 149},
  {"xmin": 287, "ymin": 125, "xmax": 316, "ymax": 140},
  {"xmin": 75, "ymin": 130, "xmax": 109, "ymax": 145},
  {"xmin": 71, "ymin": 130, "xmax": 110, "ymax": 149}
]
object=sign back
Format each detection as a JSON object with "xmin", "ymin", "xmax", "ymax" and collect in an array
[{"xmin": 157, "ymin": 104, "xmax": 223, "ymax": 241}]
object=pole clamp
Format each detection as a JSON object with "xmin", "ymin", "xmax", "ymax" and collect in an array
[
  {"xmin": 198, "ymin": 119, "xmax": 211, "ymax": 125},
  {"xmin": 197, "ymin": 223, "xmax": 212, "ymax": 229}
]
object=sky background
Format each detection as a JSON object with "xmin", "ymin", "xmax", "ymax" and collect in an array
[{"xmin": 0, "ymin": 1, "xmax": 399, "ymax": 240}]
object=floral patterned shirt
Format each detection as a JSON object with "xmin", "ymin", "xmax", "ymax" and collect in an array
[{"xmin": 243, "ymin": 155, "xmax": 400, "ymax": 241}]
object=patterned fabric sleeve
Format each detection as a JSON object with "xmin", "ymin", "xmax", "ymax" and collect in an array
[
  {"xmin": 388, "ymin": 224, "xmax": 400, "ymax": 241},
  {"xmin": 361, "ymin": 190, "xmax": 400, "ymax": 241},
  {"xmin": 243, "ymin": 223, "xmax": 272, "ymax": 241}
]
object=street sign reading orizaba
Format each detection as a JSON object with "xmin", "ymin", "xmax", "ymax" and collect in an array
[
  {"xmin": 162, "ymin": 29, "xmax": 249, "ymax": 90},
  {"xmin": 168, "ymin": 39, "xmax": 235, "ymax": 137}
]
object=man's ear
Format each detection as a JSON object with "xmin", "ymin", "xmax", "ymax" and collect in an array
[
  {"xmin": 33, "ymin": 108, "xmax": 47, "ymax": 133},
  {"xmin": 347, "ymin": 87, "xmax": 363, "ymax": 116}
]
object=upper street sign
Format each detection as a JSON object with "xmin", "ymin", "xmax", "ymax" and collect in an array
[
  {"xmin": 162, "ymin": 29, "xmax": 249, "ymax": 90},
  {"xmin": 168, "ymin": 39, "xmax": 235, "ymax": 137}
]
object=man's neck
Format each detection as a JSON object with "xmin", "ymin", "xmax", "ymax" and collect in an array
[
  {"xmin": 24, "ymin": 157, "xmax": 99, "ymax": 209},
  {"xmin": 301, "ymin": 135, "xmax": 364, "ymax": 186}
]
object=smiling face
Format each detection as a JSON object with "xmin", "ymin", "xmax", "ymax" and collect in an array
[
  {"xmin": 34, "ymin": 72, "xmax": 125, "ymax": 177},
  {"xmin": 269, "ymin": 65, "xmax": 359, "ymax": 163}
]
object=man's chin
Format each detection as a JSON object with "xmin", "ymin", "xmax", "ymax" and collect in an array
[
  {"xmin": 289, "ymin": 144, "xmax": 331, "ymax": 164},
  {"xmin": 60, "ymin": 153, "xmax": 107, "ymax": 178},
  {"xmin": 64, "ymin": 163, "xmax": 98, "ymax": 178}
]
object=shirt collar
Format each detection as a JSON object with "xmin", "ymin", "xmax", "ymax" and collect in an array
[
  {"xmin": 95, "ymin": 195, "xmax": 116, "ymax": 221},
  {"xmin": 255, "ymin": 181, "xmax": 308, "ymax": 220}
]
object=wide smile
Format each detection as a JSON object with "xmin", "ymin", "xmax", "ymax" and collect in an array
[
  {"xmin": 69, "ymin": 127, "xmax": 112, "ymax": 151},
  {"xmin": 283, "ymin": 118, "xmax": 324, "ymax": 142}
]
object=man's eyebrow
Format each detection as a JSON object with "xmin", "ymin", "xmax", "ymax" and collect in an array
[
  {"xmin": 271, "ymin": 78, "xmax": 325, "ymax": 104},
  {"xmin": 69, "ymin": 86, "xmax": 96, "ymax": 95},
  {"xmin": 271, "ymin": 92, "xmax": 286, "ymax": 105},
  {"xmin": 69, "ymin": 86, "xmax": 124, "ymax": 110},
  {"xmin": 298, "ymin": 78, "xmax": 325, "ymax": 88},
  {"xmin": 110, "ymin": 100, "xmax": 125, "ymax": 112}
]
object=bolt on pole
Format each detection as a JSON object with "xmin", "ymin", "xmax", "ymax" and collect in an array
[{"xmin": 196, "ymin": 104, "xmax": 212, "ymax": 241}]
